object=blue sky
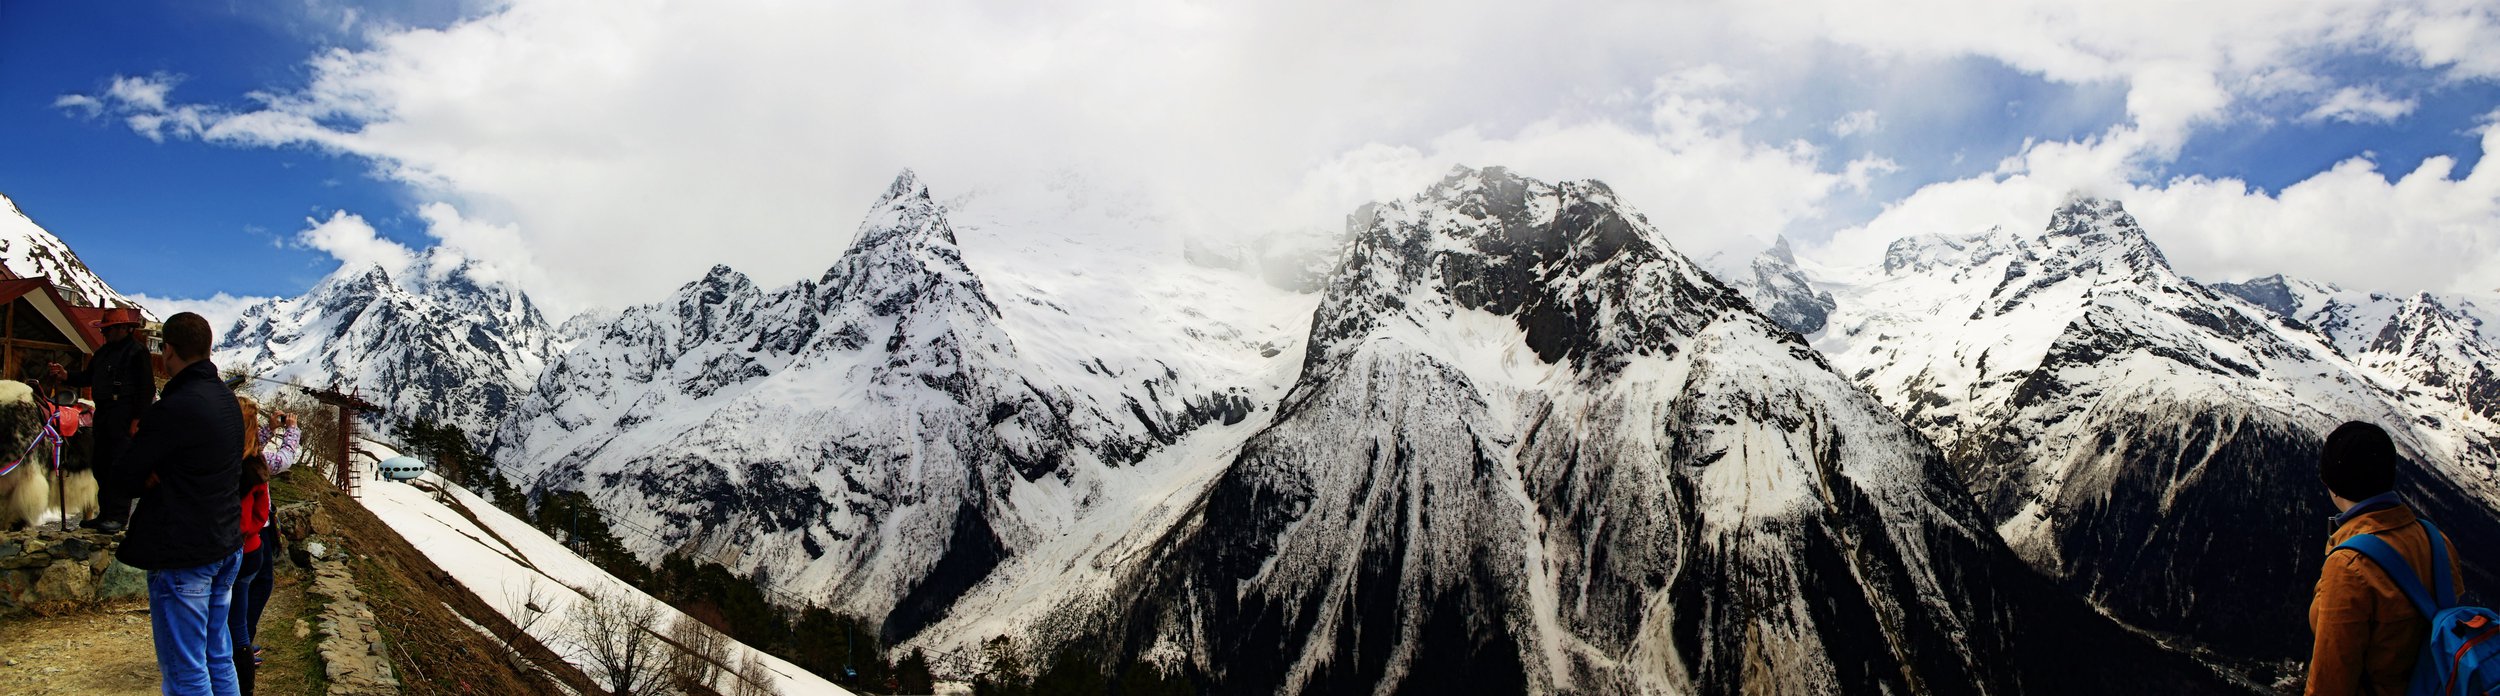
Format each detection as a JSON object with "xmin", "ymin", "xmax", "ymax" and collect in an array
[
  {"xmin": 4, "ymin": 0, "xmax": 2498, "ymax": 316},
  {"xmin": 0, "ymin": 1, "xmax": 424, "ymax": 299}
]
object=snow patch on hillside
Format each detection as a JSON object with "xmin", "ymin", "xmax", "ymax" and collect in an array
[{"xmin": 356, "ymin": 447, "xmax": 853, "ymax": 696}]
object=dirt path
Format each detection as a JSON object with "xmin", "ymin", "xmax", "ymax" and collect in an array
[
  {"xmin": 0, "ymin": 559, "xmax": 320, "ymax": 696},
  {"xmin": 0, "ymin": 602, "xmax": 159, "ymax": 695}
]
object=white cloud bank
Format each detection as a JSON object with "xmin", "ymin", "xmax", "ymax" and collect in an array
[
  {"xmin": 130, "ymin": 293, "xmax": 275, "ymax": 336},
  {"xmin": 1822, "ymin": 117, "xmax": 2500, "ymax": 295},
  {"xmin": 57, "ymin": 0, "xmax": 2500, "ymax": 308}
]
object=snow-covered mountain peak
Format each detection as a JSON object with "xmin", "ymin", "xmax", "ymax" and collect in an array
[
  {"xmin": 814, "ymin": 170, "xmax": 994, "ymax": 328},
  {"xmin": 1090, "ymin": 167, "xmax": 2238, "ymax": 694},
  {"xmin": 1764, "ymin": 234, "xmax": 1799, "ymax": 265},
  {"xmin": 2036, "ymin": 195, "xmax": 2171, "ymax": 277},
  {"xmin": 220, "ymin": 249, "xmax": 557, "ymax": 438},
  {"xmin": 1310, "ymin": 164, "xmax": 1741, "ymax": 380},
  {"xmin": 1734, "ymin": 234, "xmax": 1838, "ymax": 335},
  {"xmin": 2210, "ymin": 273, "xmax": 2311, "ymax": 319},
  {"xmin": 1807, "ymin": 199, "xmax": 2500, "ymax": 671},
  {"xmin": 0, "ymin": 191, "xmax": 144, "ymax": 311},
  {"xmin": 2215, "ymin": 276, "xmax": 2500, "ymax": 426},
  {"xmin": 882, "ymin": 168, "xmax": 927, "ymax": 204},
  {"xmin": 1878, "ymin": 226, "xmax": 2012, "ymax": 277},
  {"xmin": 2371, "ymin": 292, "xmax": 2480, "ymax": 348},
  {"xmin": 849, "ymin": 169, "xmax": 958, "ymax": 252},
  {"xmin": 499, "ymin": 170, "xmax": 1310, "ymax": 645},
  {"xmin": 681, "ymin": 263, "xmax": 756, "ymax": 302},
  {"xmin": 325, "ymin": 263, "xmax": 397, "ymax": 295},
  {"xmin": 2214, "ymin": 273, "xmax": 2498, "ymax": 358}
]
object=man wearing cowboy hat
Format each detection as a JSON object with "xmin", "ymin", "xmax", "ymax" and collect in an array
[{"xmin": 49, "ymin": 306, "xmax": 158, "ymax": 532}]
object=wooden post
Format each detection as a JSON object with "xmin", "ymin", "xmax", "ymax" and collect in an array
[
  {"xmin": 307, "ymin": 386, "xmax": 378, "ymax": 497},
  {"xmin": 6, "ymin": 300, "xmax": 17, "ymax": 381},
  {"xmin": 338, "ymin": 402, "xmax": 356, "ymax": 494}
]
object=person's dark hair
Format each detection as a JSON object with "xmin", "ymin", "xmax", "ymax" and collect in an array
[
  {"xmin": 239, "ymin": 450, "xmax": 269, "ymax": 488},
  {"xmin": 162, "ymin": 312, "xmax": 212, "ymax": 360},
  {"xmin": 2321, "ymin": 421, "xmax": 2400, "ymax": 500}
]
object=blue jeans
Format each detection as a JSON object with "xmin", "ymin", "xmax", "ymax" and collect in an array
[
  {"xmin": 149, "ymin": 550, "xmax": 242, "ymax": 696},
  {"xmin": 228, "ymin": 546, "xmax": 260, "ymax": 653}
]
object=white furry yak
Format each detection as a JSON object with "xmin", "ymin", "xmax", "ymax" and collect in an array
[
  {"xmin": 0, "ymin": 380, "xmax": 58, "ymax": 530},
  {"xmin": 58, "ymin": 469, "xmax": 96, "ymax": 521}
]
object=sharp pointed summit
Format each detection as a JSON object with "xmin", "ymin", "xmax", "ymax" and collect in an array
[
  {"xmin": 881, "ymin": 168, "xmax": 926, "ymax": 203},
  {"xmin": 496, "ymin": 169, "xmax": 1287, "ymax": 648},
  {"xmin": 1736, "ymin": 234, "xmax": 1836, "ymax": 335}
]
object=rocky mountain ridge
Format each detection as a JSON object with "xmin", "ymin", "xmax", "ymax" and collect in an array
[
  {"xmin": 1073, "ymin": 167, "xmax": 2236, "ymax": 694},
  {"xmin": 1760, "ymin": 195, "xmax": 2500, "ymax": 674},
  {"xmin": 492, "ymin": 171, "xmax": 1293, "ymax": 643},
  {"xmin": 216, "ymin": 248, "xmax": 559, "ymax": 439}
]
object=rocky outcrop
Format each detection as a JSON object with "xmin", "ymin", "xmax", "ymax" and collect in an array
[{"xmin": 0, "ymin": 528, "xmax": 147, "ymax": 615}]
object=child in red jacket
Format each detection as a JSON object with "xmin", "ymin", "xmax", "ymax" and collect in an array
[{"xmin": 230, "ymin": 397, "xmax": 273, "ymax": 696}]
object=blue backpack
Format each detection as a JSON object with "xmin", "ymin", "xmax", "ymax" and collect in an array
[{"xmin": 2335, "ymin": 519, "xmax": 2500, "ymax": 695}]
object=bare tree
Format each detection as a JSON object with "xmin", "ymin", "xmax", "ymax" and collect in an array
[
  {"xmin": 566, "ymin": 587, "xmax": 667, "ymax": 696},
  {"xmin": 665, "ymin": 614, "xmax": 729, "ymax": 693},
  {"xmin": 501, "ymin": 576, "xmax": 555, "ymax": 659},
  {"xmin": 730, "ymin": 652, "xmax": 781, "ymax": 696}
]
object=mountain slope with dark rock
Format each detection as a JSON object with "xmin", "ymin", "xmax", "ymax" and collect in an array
[
  {"xmin": 1733, "ymin": 236, "xmax": 1837, "ymax": 335},
  {"xmin": 1075, "ymin": 168, "xmax": 2242, "ymax": 695},
  {"xmin": 217, "ymin": 250, "xmax": 557, "ymax": 439},
  {"xmin": 495, "ymin": 171, "xmax": 1311, "ymax": 642},
  {"xmin": 2214, "ymin": 275, "xmax": 2500, "ymax": 430},
  {"xmin": 1812, "ymin": 197, "xmax": 2500, "ymax": 674}
]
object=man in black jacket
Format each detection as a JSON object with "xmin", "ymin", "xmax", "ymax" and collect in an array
[
  {"xmin": 50, "ymin": 307, "xmax": 158, "ymax": 531},
  {"xmin": 116, "ymin": 312, "xmax": 245, "ymax": 695}
]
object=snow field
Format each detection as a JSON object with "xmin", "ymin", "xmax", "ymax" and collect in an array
[{"xmin": 355, "ymin": 449, "xmax": 854, "ymax": 696}]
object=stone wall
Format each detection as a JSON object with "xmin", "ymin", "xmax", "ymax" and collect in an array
[
  {"xmin": 274, "ymin": 500, "xmax": 400, "ymax": 695},
  {"xmin": 307, "ymin": 556, "xmax": 399, "ymax": 694},
  {"xmin": 0, "ymin": 528, "xmax": 147, "ymax": 615}
]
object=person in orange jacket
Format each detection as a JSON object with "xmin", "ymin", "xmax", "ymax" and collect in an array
[{"xmin": 2307, "ymin": 421, "xmax": 2466, "ymax": 696}]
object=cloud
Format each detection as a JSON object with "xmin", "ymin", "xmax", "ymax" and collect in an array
[
  {"xmin": 405, "ymin": 201, "xmax": 564, "ymax": 303},
  {"xmin": 105, "ymin": 74, "xmax": 176, "ymax": 112},
  {"xmin": 1266, "ymin": 67, "xmax": 1888, "ymax": 269},
  {"xmin": 139, "ymin": 202, "xmax": 557, "ymax": 332},
  {"xmin": 1841, "ymin": 155, "xmax": 1901, "ymax": 193},
  {"xmin": 76, "ymin": 74, "xmax": 218, "ymax": 143},
  {"xmin": 2302, "ymin": 85, "xmax": 2419, "ymax": 124},
  {"xmin": 1819, "ymin": 118, "xmax": 2500, "ymax": 296},
  {"xmin": 50, "ymin": 94, "xmax": 102, "ymax": 118},
  {"xmin": 295, "ymin": 210, "xmax": 415, "ymax": 278},
  {"xmin": 2131, "ymin": 126, "xmax": 2500, "ymax": 295},
  {"xmin": 1830, "ymin": 110, "xmax": 1882, "ymax": 137},
  {"xmin": 129, "ymin": 293, "xmax": 277, "ymax": 336},
  {"xmin": 53, "ymin": 0, "xmax": 2500, "ymax": 309}
]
